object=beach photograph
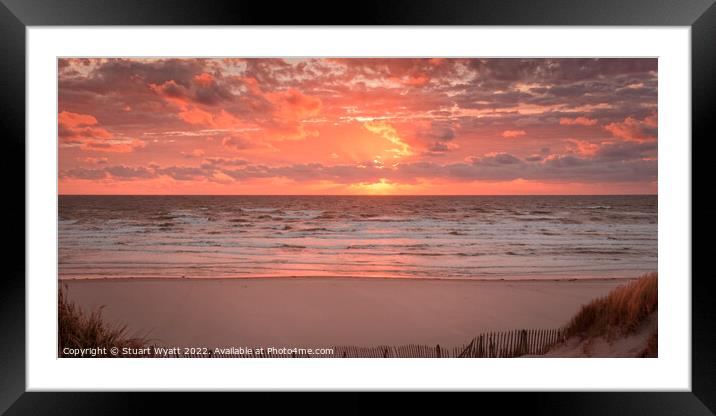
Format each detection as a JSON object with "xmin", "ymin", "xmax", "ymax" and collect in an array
[{"xmin": 57, "ymin": 57, "xmax": 658, "ymax": 358}]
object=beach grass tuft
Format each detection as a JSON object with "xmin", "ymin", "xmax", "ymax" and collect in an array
[
  {"xmin": 58, "ymin": 285, "xmax": 148, "ymax": 357},
  {"xmin": 564, "ymin": 273, "xmax": 657, "ymax": 339}
]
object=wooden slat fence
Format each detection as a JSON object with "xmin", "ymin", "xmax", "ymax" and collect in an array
[
  {"xmin": 332, "ymin": 328, "xmax": 565, "ymax": 358},
  {"xmin": 145, "ymin": 327, "xmax": 565, "ymax": 358}
]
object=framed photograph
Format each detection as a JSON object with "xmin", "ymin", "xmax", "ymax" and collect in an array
[{"xmin": 2, "ymin": 0, "xmax": 710, "ymax": 413}]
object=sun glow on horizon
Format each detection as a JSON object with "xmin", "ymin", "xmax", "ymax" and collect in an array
[{"xmin": 348, "ymin": 178, "xmax": 402, "ymax": 195}]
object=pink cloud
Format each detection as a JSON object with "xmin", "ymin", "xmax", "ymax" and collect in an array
[
  {"xmin": 59, "ymin": 110, "xmax": 144, "ymax": 153},
  {"xmin": 389, "ymin": 74, "xmax": 430, "ymax": 86},
  {"xmin": 193, "ymin": 72, "xmax": 215, "ymax": 86},
  {"xmin": 267, "ymin": 88, "xmax": 322, "ymax": 119},
  {"xmin": 79, "ymin": 157, "xmax": 108, "ymax": 165},
  {"xmin": 222, "ymin": 136, "xmax": 254, "ymax": 150},
  {"xmin": 501, "ymin": 129, "xmax": 527, "ymax": 139},
  {"xmin": 80, "ymin": 139, "xmax": 146, "ymax": 153},
  {"xmin": 59, "ymin": 111, "xmax": 99, "ymax": 128},
  {"xmin": 565, "ymin": 139, "xmax": 600, "ymax": 156},
  {"xmin": 560, "ymin": 117, "xmax": 598, "ymax": 126},
  {"xmin": 58, "ymin": 111, "xmax": 145, "ymax": 153},
  {"xmin": 58, "ymin": 111, "xmax": 112, "ymax": 143},
  {"xmin": 604, "ymin": 114, "xmax": 657, "ymax": 142}
]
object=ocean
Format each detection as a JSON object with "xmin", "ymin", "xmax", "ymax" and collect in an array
[{"xmin": 58, "ymin": 195, "xmax": 657, "ymax": 280}]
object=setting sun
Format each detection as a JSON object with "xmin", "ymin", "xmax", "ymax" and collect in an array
[{"xmin": 349, "ymin": 178, "xmax": 401, "ymax": 195}]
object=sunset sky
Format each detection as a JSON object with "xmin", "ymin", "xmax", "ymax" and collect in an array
[{"xmin": 58, "ymin": 58, "xmax": 657, "ymax": 195}]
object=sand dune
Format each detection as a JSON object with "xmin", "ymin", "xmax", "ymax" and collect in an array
[{"xmin": 528, "ymin": 313, "xmax": 657, "ymax": 358}]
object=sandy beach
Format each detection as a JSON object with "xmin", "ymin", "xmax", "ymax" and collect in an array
[{"xmin": 61, "ymin": 277, "xmax": 630, "ymax": 349}]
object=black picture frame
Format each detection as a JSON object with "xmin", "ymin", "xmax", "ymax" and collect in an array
[{"xmin": 1, "ymin": 0, "xmax": 709, "ymax": 413}]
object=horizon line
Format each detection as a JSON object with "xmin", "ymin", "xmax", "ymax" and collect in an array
[{"xmin": 57, "ymin": 193, "xmax": 658, "ymax": 197}]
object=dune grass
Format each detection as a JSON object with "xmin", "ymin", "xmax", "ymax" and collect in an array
[
  {"xmin": 58, "ymin": 285, "xmax": 148, "ymax": 357},
  {"xmin": 564, "ymin": 273, "xmax": 657, "ymax": 340}
]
